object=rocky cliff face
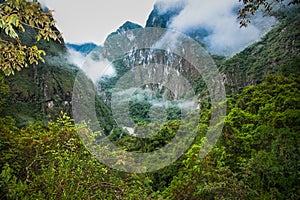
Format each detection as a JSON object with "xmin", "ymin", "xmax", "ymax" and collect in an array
[
  {"xmin": 96, "ymin": 20, "xmax": 214, "ymax": 118},
  {"xmin": 5, "ymin": 57, "xmax": 76, "ymax": 124},
  {"xmin": 0, "ymin": 25, "xmax": 74, "ymax": 125}
]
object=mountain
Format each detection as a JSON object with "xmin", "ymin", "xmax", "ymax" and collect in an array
[
  {"xmin": 106, "ymin": 21, "xmax": 143, "ymax": 39},
  {"xmin": 89, "ymin": 6, "xmax": 300, "ymax": 135},
  {"xmin": 99, "ymin": 7, "xmax": 300, "ymax": 99},
  {"xmin": 66, "ymin": 42, "xmax": 99, "ymax": 56}
]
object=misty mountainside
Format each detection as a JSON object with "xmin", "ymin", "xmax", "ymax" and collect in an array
[
  {"xmin": 145, "ymin": 2, "xmax": 210, "ymax": 44},
  {"xmin": 146, "ymin": 2, "xmax": 185, "ymax": 28},
  {"xmin": 96, "ymin": 6, "xmax": 299, "ymax": 109},
  {"xmin": 145, "ymin": 0, "xmax": 280, "ymax": 55}
]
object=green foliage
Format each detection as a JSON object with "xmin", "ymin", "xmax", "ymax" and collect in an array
[
  {"xmin": 238, "ymin": 0, "xmax": 299, "ymax": 27},
  {"xmin": 0, "ymin": 114, "xmax": 154, "ymax": 199},
  {"xmin": 112, "ymin": 120, "xmax": 180, "ymax": 153},
  {"xmin": 161, "ymin": 75, "xmax": 300, "ymax": 199},
  {"xmin": 0, "ymin": 0, "xmax": 62, "ymax": 75},
  {"xmin": 0, "ymin": 73, "xmax": 9, "ymax": 112},
  {"xmin": 129, "ymin": 100, "xmax": 151, "ymax": 123}
]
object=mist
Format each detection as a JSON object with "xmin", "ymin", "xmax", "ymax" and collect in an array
[
  {"xmin": 67, "ymin": 49, "xmax": 115, "ymax": 83},
  {"xmin": 156, "ymin": 0, "xmax": 277, "ymax": 56}
]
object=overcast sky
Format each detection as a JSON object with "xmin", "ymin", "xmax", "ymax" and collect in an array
[{"xmin": 40, "ymin": 0, "xmax": 156, "ymax": 45}]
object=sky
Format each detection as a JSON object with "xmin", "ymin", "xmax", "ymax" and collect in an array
[{"xmin": 40, "ymin": 0, "xmax": 156, "ymax": 45}]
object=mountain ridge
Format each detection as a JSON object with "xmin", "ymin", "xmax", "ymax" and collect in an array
[{"xmin": 66, "ymin": 43, "xmax": 99, "ymax": 56}]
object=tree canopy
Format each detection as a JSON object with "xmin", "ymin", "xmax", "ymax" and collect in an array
[
  {"xmin": 238, "ymin": 0, "xmax": 300, "ymax": 26},
  {"xmin": 0, "ymin": 0, "xmax": 61, "ymax": 76}
]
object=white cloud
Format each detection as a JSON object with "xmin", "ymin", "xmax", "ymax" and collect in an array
[
  {"xmin": 67, "ymin": 49, "xmax": 86, "ymax": 68},
  {"xmin": 159, "ymin": 0, "xmax": 277, "ymax": 56},
  {"xmin": 67, "ymin": 49, "xmax": 115, "ymax": 83},
  {"xmin": 155, "ymin": 0, "xmax": 185, "ymax": 14}
]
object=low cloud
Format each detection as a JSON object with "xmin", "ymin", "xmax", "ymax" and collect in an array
[
  {"xmin": 157, "ymin": 0, "xmax": 277, "ymax": 56},
  {"xmin": 67, "ymin": 49, "xmax": 86, "ymax": 68},
  {"xmin": 155, "ymin": 0, "xmax": 185, "ymax": 14},
  {"xmin": 67, "ymin": 49, "xmax": 115, "ymax": 83}
]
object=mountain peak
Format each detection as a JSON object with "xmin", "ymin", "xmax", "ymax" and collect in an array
[
  {"xmin": 110, "ymin": 21, "xmax": 142, "ymax": 36},
  {"xmin": 105, "ymin": 21, "xmax": 143, "ymax": 43},
  {"xmin": 120, "ymin": 21, "xmax": 143, "ymax": 30}
]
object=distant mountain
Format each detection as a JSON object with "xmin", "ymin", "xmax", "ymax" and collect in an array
[
  {"xmin": 106, "ymin": 21, "xmax": 142, "ymax": 40},
  {"xmin": 66, "ymin": 43, "xmax": 99, "ymax": 56}
]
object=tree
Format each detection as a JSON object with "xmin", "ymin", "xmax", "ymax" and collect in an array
[
  {"xmin": 238, "ymin": 0, "xmax": 300, "ymax": 27},
  {"xmin": 0, "ymin": 0, "xmax": 61, "ymax": 76}
]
